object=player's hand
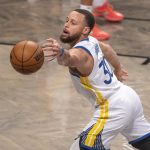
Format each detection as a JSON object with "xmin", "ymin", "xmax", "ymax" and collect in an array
[
  {"xmin": 114, "ymin": 67, "xmax": 128, "ymax": 82},
  {"xmin": 42, "ymin": 38, "xmax": 62, "ymax": 61}
]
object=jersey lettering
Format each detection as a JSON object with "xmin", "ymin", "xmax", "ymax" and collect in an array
[{"xmin": 99, "ymin": 58, "xmax": 113, "ymax": 84}]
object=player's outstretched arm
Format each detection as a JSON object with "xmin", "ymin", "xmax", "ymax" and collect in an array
[
  {"xmin": 42, "ymin": 38, "xmax": 83, "ymax": 67},
  {"xmin": 42, "ymin": 38, "xmax": 93, "ymax": 76},
  {"xmin": 100, "ymin": 42, "xmax": 128, "ymax": 82}
]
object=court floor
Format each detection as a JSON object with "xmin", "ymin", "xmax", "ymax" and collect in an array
[{"xmin": 0, "ymin": 0, "xmax": 150, "ymax": 149}]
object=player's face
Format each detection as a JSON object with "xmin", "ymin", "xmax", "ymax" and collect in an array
[{"xmin": 60, "ymin": 11, "xmax": 86, "ymax": 44}]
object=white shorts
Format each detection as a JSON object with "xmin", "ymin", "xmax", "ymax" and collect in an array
[{"xmin": 70, "ymin": 85, "xmax": 150, "ymax": 150}]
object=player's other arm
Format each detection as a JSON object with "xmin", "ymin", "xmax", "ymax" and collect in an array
[{"xmin": 100, "ymin": 42, "xmax": 128, "ymax": 81}]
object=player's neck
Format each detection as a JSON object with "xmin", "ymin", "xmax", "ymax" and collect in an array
[{"xmin": 69, "ymin": 35, "xmax": 89, "ymax": 47}]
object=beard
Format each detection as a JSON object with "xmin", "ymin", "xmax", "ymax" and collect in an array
[{"xmin": 60, "ymin": 32, "xmax": 81, "ymax": 44}]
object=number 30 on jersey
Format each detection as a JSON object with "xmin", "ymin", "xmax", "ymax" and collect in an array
[{"xmin": 99, "ymin": 58, "xmax": 113, "ymax": 84}]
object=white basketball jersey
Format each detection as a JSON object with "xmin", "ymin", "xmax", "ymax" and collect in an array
[{"xmin": 70, "ymin": 36, "xmax": 122, "ymax": 107}]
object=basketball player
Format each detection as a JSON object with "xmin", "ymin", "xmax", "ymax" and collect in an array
[
  {"xmin": 80, "ymin": 0, "xmax": 124, "ymax": 40},
  {"xmin": 42, "ymin": 9, "xmax": 150, "ymax": 150}
]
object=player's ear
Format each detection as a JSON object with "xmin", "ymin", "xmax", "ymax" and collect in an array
[{"xmin": 82, "ymin": 27, "xmax": 90, "ymax": 35}]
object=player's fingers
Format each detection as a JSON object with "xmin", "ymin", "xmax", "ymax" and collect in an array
[
  {"xmin": 51, "ymin": 39, "xmax": 58, "ymax": 44},
  {"xmin": 122, "ymin": 72, "xmax": 128, "ymax": 78},
  {"xmin": 44, "ymin": 55, "xmax": 56, "ymax": 62},
  {"xmin": 42, "ymin": 44, "xmax": 61, "ymax": 56},
  {"xmin": 42, "ymin": 43, "xmax": 53, "ymax": 48},
  {"xmin": 45, "ymin": 51, "xmax": 58, "ymax": 56},
  {"xmin": 51, "ymin": 47, "xmax": 61, "ymax": 55},
  {"xmin": 42, "ymin": 39, "xmax": 56, "ymax": 48},
  {"xmin": 46, "ymin": 38, "xmax": 54, "ymax": 42},
  {"xmin": 47, "ymin": 56, "xmax": 57, "ymax": 62},
  {"xmin": 124, "ymin": 72, "xmax": 128, "ymax": 76},
  {"xmin": 46, "ymin": 38, "xmax": 59, "ymax": 46},
  {"xmin": 42, "ymin": 43, "xmax": 60, "ymax": 51},
  {"xmin": 51, "ymin": 46, "xmax": 59, "ymax": 51},
  {"xmin": 120, "ymin": 74, "xmax": 128, "ymax": 82},
  {"xmin": 42, "ymin": 46, "xmax": 53, "ymax": 51},
  {"xmin": 52, "ymin": 42, "xmax": 60, "ymax": 50}
]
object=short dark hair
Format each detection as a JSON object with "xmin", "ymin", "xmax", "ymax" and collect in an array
[{"xmin": 74, "ymin": 9, "xmax": 95, "ymax": 32}]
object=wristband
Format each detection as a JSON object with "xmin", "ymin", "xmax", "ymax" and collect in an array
[{"xmin": 60, "ymin": 48, "xmax": 65, "ymax": 57}]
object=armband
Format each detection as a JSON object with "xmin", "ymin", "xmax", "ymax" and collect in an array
[{"xmin": 60, "ymin": 48, "xmax": 65, "ymax": 57}]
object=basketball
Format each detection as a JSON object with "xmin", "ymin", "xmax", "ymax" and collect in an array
[{"xmin": 10, "ymin": 40, "xmax": 44, "ymax": 74}]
